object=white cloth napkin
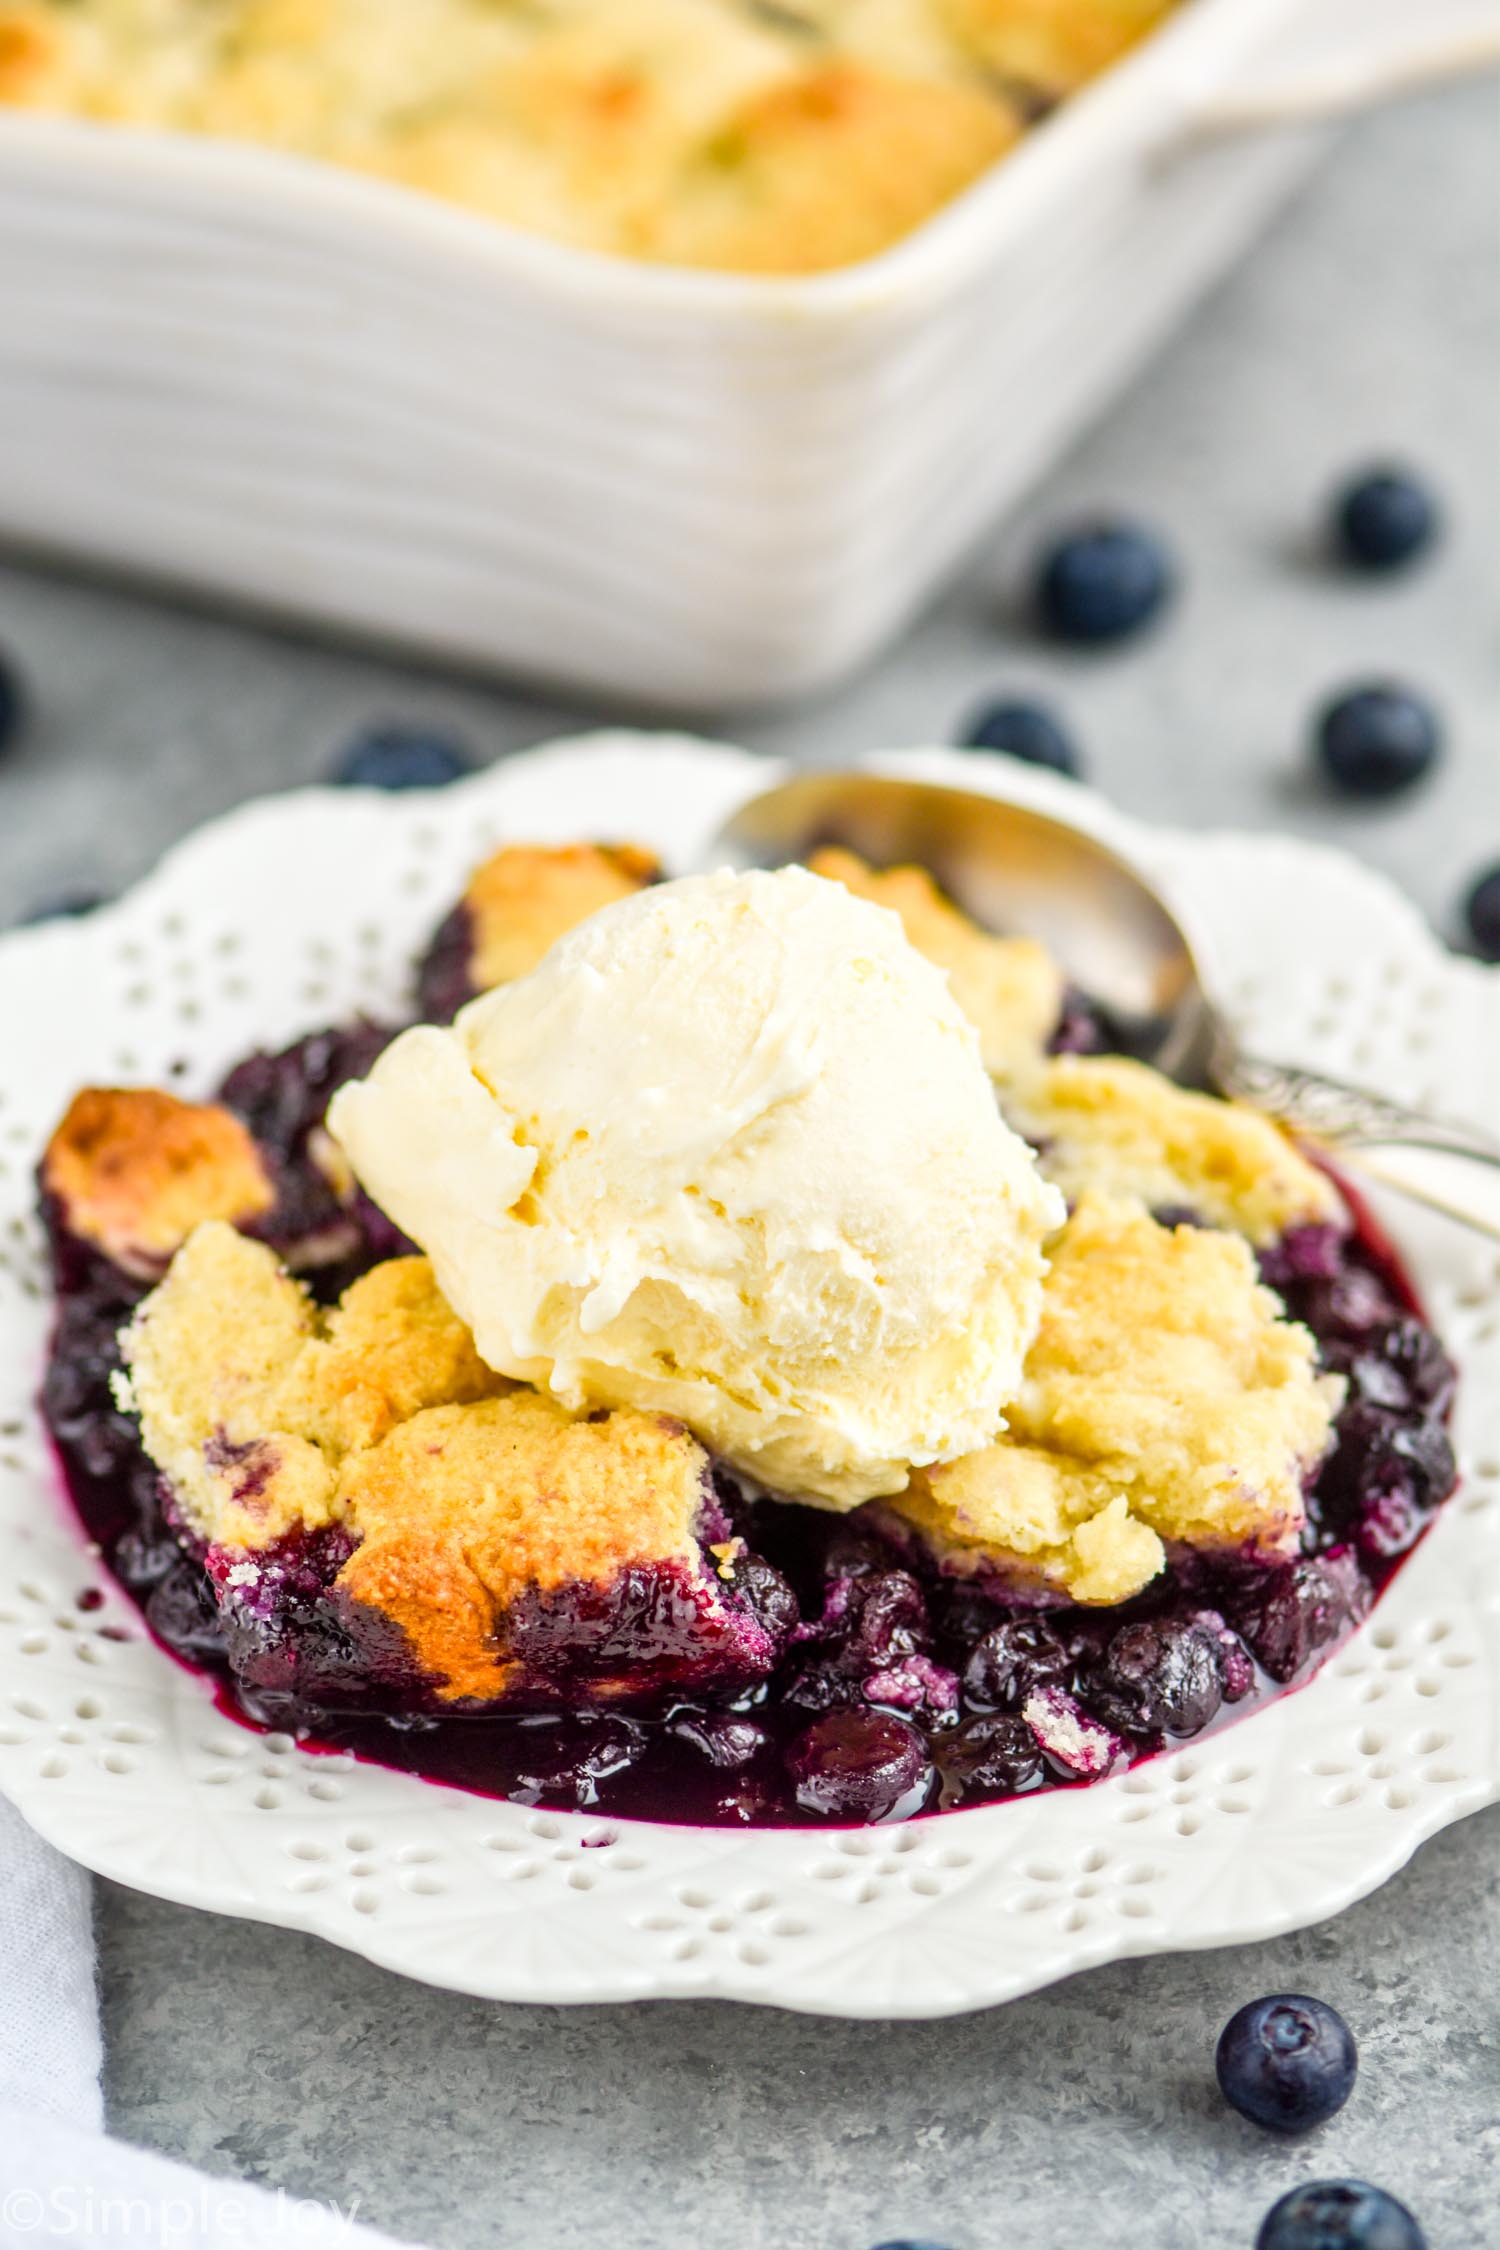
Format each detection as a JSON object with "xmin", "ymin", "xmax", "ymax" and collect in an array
[{"xmin": 0, "ymin": 1798, "xmax": 422, "ymax": 2249}]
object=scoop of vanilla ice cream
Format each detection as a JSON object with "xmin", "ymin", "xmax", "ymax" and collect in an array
[{"xmin": 328, "ymin": 866, "xmax": 1063, "ymax": 1505}]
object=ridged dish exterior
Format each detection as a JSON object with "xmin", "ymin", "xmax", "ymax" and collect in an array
[{"xmin": 0, "ymin": 0, "xmax": 1325, "ymax": 707}]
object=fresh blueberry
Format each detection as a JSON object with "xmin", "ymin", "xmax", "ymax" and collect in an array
[
  {"xmin": 1333, "ymin": 466, "xmax": 1439, "ymax": 572},
  {"xmin": 1216, "ymin": 1994, "xmax": 1357, "ymax": 2133},
  {"xmin": 332, "ymin": 724, "xmax": 473, "ymax": 791},
  {"xmin": 960, "ymin": 697, "xmax": 1081, "ymax": 777},
  {"xmin": 1035, "ymin": 518, "xmax": 1172, "ymax": 644},
  {"xmin": 0, "ymin": 648, "xmax": 25, "ymax": 758},
  {"xmin": 17, "ymin": 889, "xmax": 109, "ymax": 926},
  {"xmin": 1463, "ymin": 862, "xmax": 1500, "ymax": 960},
  {"xmin": 1315, "ymin": 685, "xmax": 1441, "ymax": 799},
  {"xmin": 1256, "ymin": 2180, "xmax": 1425, "ymax": 2250},
  {"xmin": 784, "ymin": 1709, "xmax": 932, "ymax": 1821}
]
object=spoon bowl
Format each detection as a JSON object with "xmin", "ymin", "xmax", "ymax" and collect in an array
[
  {"xmin": 714, "ymin": 770, "xmax": 1217, "ymax": 1081},
  {"xmin": 712, "ymin": 767, "xmax": 1500, "ymax": 1239}
]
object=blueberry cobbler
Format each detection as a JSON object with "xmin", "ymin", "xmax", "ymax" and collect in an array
[{"xmin": 38, "ymin": 839, "xmax": 1458, "ymax": 1826}]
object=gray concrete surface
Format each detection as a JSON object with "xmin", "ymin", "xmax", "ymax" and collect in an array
[{"xmin": 1, "ymin": 71, "xmax": 1496, "ymax": 2250}]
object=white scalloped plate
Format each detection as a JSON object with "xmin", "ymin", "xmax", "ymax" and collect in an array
[{"xmin": 0, "ymin": 735, "xmax": 1496, "ymax": 2018}]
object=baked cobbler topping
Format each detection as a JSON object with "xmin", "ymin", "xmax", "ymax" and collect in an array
[
  {"xmin": 887, "ymin": 1193, "xmax": 1341, "ymax": 1605},
  {"xmin": 1003, "ymin": 1054, "xmax": 1343, "ymax": 1244},
  {"xmin": 119, "ymin": 1221, "xmax": 787, "ymax": 1705},
  {"xmin": 807, "ymin": 846, "xmax": 1067, "ymax": 1076},
  {"xmin": 0, "ymin": 0, "xmax": 1178, "ymax": 273},
  {"xmin": 42, "ymin": 1087, "xmax": 275, "ymax": 1279}
]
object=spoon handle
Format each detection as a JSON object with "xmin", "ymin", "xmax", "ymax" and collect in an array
[{"xmin": 1216, "ymin": 1047, "xmax": 1500, "ymax": 1240}]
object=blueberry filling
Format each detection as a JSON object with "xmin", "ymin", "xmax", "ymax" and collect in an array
[{"xmin": 38, "ymin": 1022, "xmax": 1458, "ymax": 1828}]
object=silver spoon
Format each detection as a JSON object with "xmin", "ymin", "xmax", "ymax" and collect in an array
[{"xmin": 712, "ymin": 770, "xmax": 1500, "ymax": 1241}]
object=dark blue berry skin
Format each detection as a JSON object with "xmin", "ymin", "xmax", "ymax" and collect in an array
[
  {"xmin": 1315, "ymin": 686, "xmax": 1441, "ymax": 799},
  {"xmin": 332, "ymin": 725, "xmax": 473, "ymax": 791},
  {"xmin": 1256, "ymin": 2180, "xmax": 1426, "ymax": 2250},
  {"xmin": 1036, "ymin": 519, "xmax": 1172, "ymax": 644},
  {"xmin": 18, "ymin": 889, "xmax": 108, "ymax": 926},
  {"xmin": 1463, "ymin": 862, "xmax": 1500, "ymax": 961},
  {"xmin": 870, "ymin": 2241, "xmax": 958, "ymax": 2249},
  {"xmin": 960, "ymin": 697, "xmax": 1081, "ymax": 777},
  {"xmin": 1334, "ymin": 467, "xmax": 1439, "ymax": 572},
  {"xmin": 0, "ymin": 651, "xmax": 24, "ymax": 758},
  {"xmin": 1216, "ymin": 1995, "xmax": 1357, "ymax": 2133}
]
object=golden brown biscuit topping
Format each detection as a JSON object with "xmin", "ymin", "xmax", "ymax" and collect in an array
[
  {"xmin": 463, "ymin": 841, "xmax": 660, "ymax": 992},
  {"xmin": 1003, "ymin": 1055, "xmax": 1343, "ymax": 1244},
  {"xmin": 886, "ymin": 1193, "xmax": 1342, "ymax": 1603},
  {"xmin": 121, "ymin": 1222, "xmax": 715, "ymax": 1700},
  {"xmin": 807, "ymin": 847, "xmax": 1065, "ymax": 1076},
  {"xmin": 1, "ymin": 0, "xmax": 1176, "ymax": 273},
  {"xmin": 42, "ymin": 1088, "xmax": 275, "ymax": 1279}
]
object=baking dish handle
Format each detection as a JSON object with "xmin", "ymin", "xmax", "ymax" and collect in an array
[{"xmin": 1156, "ymin": 0, "xmax": 1500, "ymax": 160}]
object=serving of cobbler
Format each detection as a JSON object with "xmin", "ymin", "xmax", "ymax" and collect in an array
[{"xmin": 38, "ymin": 838, "xmax": 1458, "ymax": 1827}]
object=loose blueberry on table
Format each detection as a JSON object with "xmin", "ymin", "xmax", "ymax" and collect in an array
[
  {"xmin": 1256, "ymin": 2180, "xmax": 1426, "ymax": 2250},
  {"xmin": 958, "ymin": 696, "xmax": 1082, "ymax": 777},
  {"xmin": 331, "ymin": 722, "xmax": 474, "ymax": 791},
  {"xmin": 0, "ymin": 644, "xmax": 25, "ymax": 759},
  {"xmin": 1314, "ymin": 684, "xmax": 1442, "ymax": 800},
  {"xmin": 1216, "ymin": 1995, "xmax": 1357, "ymax": 2133},
  {"xmin": 1463, "ymin": 861, "xmax": 1500, "ymax": 962},
  {"xmin": 1034, "ymin": 517, "xmax": 1173, "ymax": 644},
  {"xmin": 1331, "ymin": 465, "xmax": 1440, "ymax": 574},
  {"xmin": 36, "ymin": 842, "xmax": 1460, "ymax": 1828}
]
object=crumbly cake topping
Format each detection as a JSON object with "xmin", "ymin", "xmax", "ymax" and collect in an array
[
  {"xmin": 121, "ymin": 1222, "xmax": 715, "ymax": 1699},
  {"xmin": 807, "ymin": 848, "xmax": 1065, "ymax": 1077},
  {"xmin": 0, "ymin": 0, "xmax": 1175, "ymax": 274},
  {"xmin": 1004, "ymin": 1055, "xmax": 1343, "ymax": 1244},
  {"xmin": 887, "ymin": 1193, "xmax": 1342, "ymax": 1603},
  {"xmin": 462, "ymin": 841, "xmax": 659, "ymax": 993},
  {"xmin": 42, "ymin": 1087, "xmax": 275, "ymax": 1278}
]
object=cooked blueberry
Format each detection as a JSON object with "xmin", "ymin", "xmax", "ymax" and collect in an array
[
  {"xmin": 1089, "ymin": 1619, "xmax": 1223, "ymax": 1737},
  {"xmin": 1046, "ymin": 986, "xmax": 1114, "ymax": 1056},
  {"xmin": 1463, "ymin": 861, "xmax": 1500, "ymax": 961},
  {"xmin": 1333, "ymin": 466, "xmax": 1439, "ymax": 572},
  {"xmin": 509, "ymin": 1715, "xmax": 645, "ymax": 1806},
  {"xmin": 1256, "ymin": 2180, "xmax": 1425, "ymax": 2250},
  {"xmin": 331, "ymin": 724, "xmax": 473, "ymax": 791},
  {"xmin": 1320, "ymin": 1404, "xmax": 1456, "ymax": 1526},
  {"xmin": 723, "ymin": 1552, "xmax": 798, "ymax": 1648},
  {"xmin": 0, "ymin": 648, "xmax": 25, "ymax": 758},
  {"xmin": 1217, "ymin": 1994, "xmax": 1357, "ymax": 2134},
  {"xmin": 18, "ymin": 888, "xmax": 109, "ymax": 926},
  {"xmin": 959, "ymin": 696, "xmax": 1081, "ymax": 776},
  {"xmin": 1259, "ymin": 1226, "xmax": 1348, "ymax": 1291},
  {"xmin": 785, "ymin": 1709, "xmax": 932, "ymax": 1821},
  {"xmin": 145, "ymin": 1560, "xmax": 229, "ymax": 1666},
  {"xmin": 1353, "ymin": 1486, "xmax": 1428, "ymax": 1563},
  {"xmin": 1315, "ymin": 685, "xmax": 1441, "ymax": 799},
  {"xmin": 669, "ymin": 1712, "xmax": 769, "ymax": 1769},
  {"xmin": 962, "ymin": 1617, "xmax": 1071, "ymax": 1708},
  {"xmin": 1227, "ymin": 1557, "xmax": 1366, "ymax": 1684},
  {"xmin": 1036, "ymin": 518, "xmax": 1172, "ymax": 644},
  {"xmin": 935, "ymin": 1713, "xmax": 1042, "ymax": 1804}
]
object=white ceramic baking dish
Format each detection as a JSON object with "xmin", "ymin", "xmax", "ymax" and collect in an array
[{"xmin": 0, "ymin": 0, "xmax": 1492, "ymax": 710}]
